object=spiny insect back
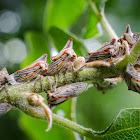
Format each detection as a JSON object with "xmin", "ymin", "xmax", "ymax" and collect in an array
[
  {"xmin": 117, "ymin": 24, "xmax": 140, "ymax": 58},
  {"xmin": 124, "ymin": 63, "xmax": 140, "ymax": 94},
  {"xmin": 47, "ymin": 82, "xmax": 88, "ymax": 110},
  {"xmin": 9, "ymin": 54, "xmax": 48, "ymax": 91},
  {"xmin": 119, "ymin": 24, "xmax": 139, "ymax": 48},
  {"xmin": 47, "ymin": 38, "xmax": 77, "ymax": 76}
]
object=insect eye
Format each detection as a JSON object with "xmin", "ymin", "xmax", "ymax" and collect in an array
[{"xmin": 73, "ymin": 54, "xmax": 76, "ymax": 57}]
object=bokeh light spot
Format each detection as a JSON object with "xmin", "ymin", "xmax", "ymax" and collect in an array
[
  {"xmin": 4, "ymin": 39, "xmax": 27, "ymax": 63},
  {"xmin": 0, "ymin": 11, "xmax": 21, "ymax": 34}
]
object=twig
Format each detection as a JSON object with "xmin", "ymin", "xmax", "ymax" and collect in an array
[{"xmin": 88, "ymin": 0, "xmax": 119, "ymax": 40}]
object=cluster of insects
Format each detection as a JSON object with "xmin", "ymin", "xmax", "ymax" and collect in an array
[
  {"xmin": 0, "ymin": 24, "xmax": 140, "ymax": 131},
  {"xmin": 85, "ymin": 24, "xmax": 140, "ymax": 93},
  {"xmin": 0, "ymin": 38, "xmax": 88, "ymax": 115}
]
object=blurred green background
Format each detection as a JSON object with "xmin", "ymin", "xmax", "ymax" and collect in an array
[{"xmin": 0, "ymin": 0, "xmax": 140, "ymax": 140}]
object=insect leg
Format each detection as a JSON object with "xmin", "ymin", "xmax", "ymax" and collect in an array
[
  {"xmin": 119, "ymin": 41, "xmax": 130, "ymax": 56},
  {"xmin": 5, "ymin": 84, "xmax": 12, "ymax": 104},
  {"xmin": 34, "ymin": 75, "xmax": 41, "ymax": 92},
  {"xmin": 51, "ymin": 75, "xmax": 57, "ymax": 92},
  {"xmin": 64, "ymin": 69, "xmax": 68, "ymax": 83},
  {"xmin": 0, "ymin": 86, "xmax": 4, "ymax": 92},
  {"xmin": 104, "ymin": 77, "xmax": 124, "ymax": 83},
  {"xmin": 47, "ymin": 77, "xmax": 53, "ymax": 91},
  {"xmin": 86, "ymin": 60, "xmax": 110, "ymax": 67},
  {"xmin": 40, "ymin": 75, "xmax": 44, "ymax": 91}
]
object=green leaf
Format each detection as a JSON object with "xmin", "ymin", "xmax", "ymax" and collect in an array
[
  {"xmin": 21, "ymin": 31, "xmax": 51, "ymax": 68},
  {"xmin": 84, "ymin": 7, "xmax": 99, "ymax": 39},
  {"xmin": 100, "ymin": 108, "xmax": 140, "ymax": 139},
  {"xmin": 49, "ymin": 26, "xmax": 88, "ymax": 56},
  {"xmin": 77, "ymin": 82, "xmax": 140, "ymax": 139},
  {"xmin": 43, "ymin": 0, "xmax": 87, "ymax": 32}
]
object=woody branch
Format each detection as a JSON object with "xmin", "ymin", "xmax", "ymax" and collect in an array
[{"xmin": 0, "ymin": 40, "xmax": 140, "ymax": 139}]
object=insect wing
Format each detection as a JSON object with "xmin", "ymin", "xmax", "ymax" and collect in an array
[
  {"xmin": 133, "ymin": 33, "xmax": 140, "ymax": 43},
  {"xmin": 17, "ymin": 67, "xmax": 41, "ymax": 81},
  {"xmin": 85, "ymin": 39, "xmax": 117, "ymax": 62},
  {"xmin": 85, "ymin": 52, "xmax": 111, "ymax": 62},
  {"xmin": 0, "ymin": 103, "xmax": 12, "ymax": 116},
  {"xmin": 48, "ymin": 54, "xmax": 68, "ymax": 75},
  {"xmin": 125, "ymin": 63, "xmax": 140, "ymax": 93},
  {"xmin": 47, "ymin": 82, "xmax": 88, "ymax": 108},
  {"xmin": 56, "ymin": 82, "xmax": 88, "ymax": 97},
  {"xmin": 9, "ymin": 54, "xmax": 48, "ymax": 84}
]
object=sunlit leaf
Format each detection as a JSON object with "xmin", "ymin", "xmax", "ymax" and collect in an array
[
  {"xmin": 43, "ymin": 0, "xmax": 87, "ymax": 32},
  {"xmin": 84, "ymin": 7, "xmax": 99, "ymax": 39},
  {"xmin": 77, "ymin": 82, "xmax": 140, "ymax": 138},
  {"xmin": 49, "ymin": 26, "xmax": 88, "ymax": 56},
  {"xmin": 21, "ymin": 31, "xmax": 51, "ymax": 68},
  {"xmin": 101, "ymin": 108, "xmax": 140, "ymax": 139}
]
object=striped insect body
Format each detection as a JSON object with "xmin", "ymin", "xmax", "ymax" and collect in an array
[
  {"xmin": 47, "ymin": 82, "xmax": 88, "ymax": 109},
  {"xmin": 9, "ymin": 54, "xmax": 48, "ymax": 85},
  {"xmin": 85, "ymin": 38, "xmax": 118, "ymax": 63},
  {"xmin": 125, "ymin": 63, "xmax": 140, "ymax": 93},
  {"xmin": 47, "ymin": 38, "xmax": 77, "ymax": 76},
  {"xmin": 122, "ymin": 24, "xmax": 135, "ymax": 46}
]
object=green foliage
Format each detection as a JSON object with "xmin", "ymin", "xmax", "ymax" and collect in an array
[
  {"xmin": 49, "ymin": 26, "xmax": 88, "ymax": 56},
  {"xmin": 1, "ymin": 0, "xmax": 140, "ymax": 140},
  {"xmin": 43, "ymin": 0, "xmax": 87, "ymax": 31},
  {"xmin": 77, "ymin": 82, "xmax": 140, "ymax": 131},
  {"xmin": 21, "ymin": 31, "xmax": 51, "ymax": 68},
  {"xmin": 18, "ymin": 0, "xmax": 140, "ymax": 139},
  {"xmin": 100, "ymin": 108, "xmax": 140, "ymax": 139},
  {"xmin": 84, "ymin": 7, "xmax": 99, "ymax": 39}
]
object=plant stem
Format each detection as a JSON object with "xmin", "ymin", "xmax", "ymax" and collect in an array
[
  {"xmin": 52, "ymin": 114, "xmax": 98, "ymax": 139},
  {"xmin": 0, "ymin": 40, "xmax": 140, "ymax": 139},
  {"xmin": 88, "ymin": 0, "xmax": 119, "ymax": 40}
]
